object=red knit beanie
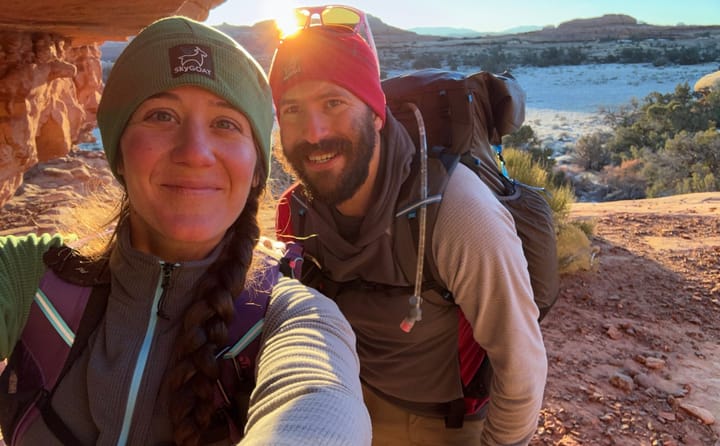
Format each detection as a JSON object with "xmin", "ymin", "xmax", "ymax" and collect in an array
[{"xmin": 268, "ymin": 27, "xmax": 386, "ymax": 124}]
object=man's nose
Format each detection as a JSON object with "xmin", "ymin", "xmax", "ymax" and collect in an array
[{"xmin": 301, "ymin": 111, "xmax": 330, "ymax": 144}]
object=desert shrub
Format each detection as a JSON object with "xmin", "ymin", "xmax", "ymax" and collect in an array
[
  {"xmin": 504, "ymin": 147, "xmax": 574, "ymax": 224},
  {"xmin": 601, "ymin": 158, "xmax": 647, "ymax": 200},
  {"xmin": 584, "ymin": 84, "xmax": 720, "ymax": 198},
  {"xmin": 605, "ymin": 84, "xmax": 720, "ymax": 158},
  {"xmin": 503, "ymin": 125, "xmax": 539, "ymax": 151},
  {"xmin": 556, "ymin": 221, "xmax": 598, "ymax": 274},
  {"xmin": 503, "ymin": 125, "xmax": 556, "ymax": 172},
  {"xmin": 571, "ymin": 132, "xmax": 613, "ymax": 171},
  {"xmin": 573, "ymin": 219, "xmax": 596, "ymax": 239},
  {"xmin": 642, "ymin": 128, "xmax": 720, "ymax": 197}
]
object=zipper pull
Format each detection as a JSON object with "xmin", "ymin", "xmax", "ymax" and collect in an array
[{"xmin": 157, "ymin": 262, "xmax": 178, "ymax": 319}]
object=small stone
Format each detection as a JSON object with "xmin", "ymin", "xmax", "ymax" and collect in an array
[
  {"xmin": 610, "ymin": 372, "xmax": 634, "ymax": 391},
  {"xmin": 644, "ymin": 357, "xmax": 666, "ymax": 370},
  {"xmin": 679, "ymin": 402, "xmax": 715, "ymax": 425},
  {"xmin": 607, "ymin": 325, "xmax": 623, "ymax": 340}
]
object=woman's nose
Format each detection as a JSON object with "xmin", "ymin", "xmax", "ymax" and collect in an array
[{"xmin": 171, "ymin": 120, "xmax": 214, "ymax": 166}]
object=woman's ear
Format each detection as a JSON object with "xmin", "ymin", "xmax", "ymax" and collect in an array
[{"xmin": 252, "ymin": 172, "xmax": 260, "ymax": 188}]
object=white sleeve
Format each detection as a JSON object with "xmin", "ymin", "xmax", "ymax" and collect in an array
[
  {"xmin": 433, "ymin": 164, "xmax": 547, "ymax": 445},
  {"xmin": 241, "ymin": 276, "xmax": 371, "ymax": 446}
]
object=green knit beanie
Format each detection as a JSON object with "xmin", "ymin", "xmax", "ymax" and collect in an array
[{"xmin": 97, "ymin": 16, "xmax": 273, "ymax": 180}]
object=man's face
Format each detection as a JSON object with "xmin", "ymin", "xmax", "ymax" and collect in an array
[{"xmin": 276, "ymin": 80, "xmax": 381, "ymax": 207}]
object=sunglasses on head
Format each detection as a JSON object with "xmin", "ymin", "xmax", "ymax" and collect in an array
[{"xmin": 292, "ymin": 4, "xmax": 378, "ymax": 65}]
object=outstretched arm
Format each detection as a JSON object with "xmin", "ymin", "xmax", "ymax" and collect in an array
[
  {"xmin": 241, "ymin": 276, "xmax": 371, "ymax": 446},
  {"xmin": 0, "ymin": 234, "xmax": 63, "ymax": 358}
]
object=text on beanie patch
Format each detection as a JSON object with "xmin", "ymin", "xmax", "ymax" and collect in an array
[{"xmin": 169, "ymin": 44, "xmax": 215, "ymax": 79}]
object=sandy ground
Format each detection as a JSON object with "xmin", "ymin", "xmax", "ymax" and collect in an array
[
  {"xmin": 1, "ymin": 151, "xmax": 719, "ymax": 445},
  {"xmin": 535, "ymin": 195, "xmax": 720, "ymax": 445}
]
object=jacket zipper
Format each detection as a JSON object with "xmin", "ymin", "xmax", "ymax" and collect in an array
[
  {"xmin": 157, "ymin": 262, "xmax": 178, "ymax": 319},
  {"xmin": 115, "ymin": 261, "xmax": 177, "ymax": 446}
]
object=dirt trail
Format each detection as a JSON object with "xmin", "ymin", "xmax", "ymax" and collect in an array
[{"xmin": 533, "ymin": 195, "xmax": 720, "ymax": 445}]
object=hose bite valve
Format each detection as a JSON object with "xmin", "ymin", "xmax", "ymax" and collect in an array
[{"xmin": 400, "ymin": 295, "xmax": 423, "ymax": 333}]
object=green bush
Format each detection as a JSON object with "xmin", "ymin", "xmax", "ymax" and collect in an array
[{"xmin": 579, "ymin": 85, "xmax": 720, "ymax": 198}]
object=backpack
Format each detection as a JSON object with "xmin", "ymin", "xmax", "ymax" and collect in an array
[
  {"xmin": 275, "ymin": 68, "xmax": 558, "ymax": 427},
  {"xmin": 382, "ymin": 68, "xmax": 559, "ymax": 320},
  {"xmin": 0, "ymin": 240, "xmax": 301, "ymax": 445},
  {"xmin": 381, "ymin": 68, "xmax": 559, "ymax": 423}
]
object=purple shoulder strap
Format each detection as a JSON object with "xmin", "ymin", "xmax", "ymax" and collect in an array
[
  {"xmin": 25, "ymin": 270, "xmax": 92, "ymax": 390},
  {"xmin": 9, "ymin": 270, "xmax": 92, "ymax": 444}
]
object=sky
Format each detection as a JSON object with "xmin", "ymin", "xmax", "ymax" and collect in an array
[{"xmin": 205, "ymin": 0, "xmax": 720, "ymax": 33}]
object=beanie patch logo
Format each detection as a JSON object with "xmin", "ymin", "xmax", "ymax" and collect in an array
[
  {"xmin": 170, "ymin": 45, "xmax": 214, "ymax": 79},
  {"xmin": 280, "ymin": 56, "xmax": 302, "ymax": 83}
]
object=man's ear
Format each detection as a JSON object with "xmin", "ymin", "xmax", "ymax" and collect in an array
[{"xmin": 374, "ymin": 114, "xmax": 383, "ymax": 132}]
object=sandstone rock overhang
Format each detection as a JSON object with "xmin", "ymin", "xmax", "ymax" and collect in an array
[{"xmin": 0, "ymin": 0, "xmax": 226, "ymax": 208}]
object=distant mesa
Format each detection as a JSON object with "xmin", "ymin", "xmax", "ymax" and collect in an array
[
  {"xmin": 557, "ymin": 14, "xmax": 638, "ymax": 30},
  {"xmin": 409, "ymin": 26, "xmax": 485, "ymax": 38}
]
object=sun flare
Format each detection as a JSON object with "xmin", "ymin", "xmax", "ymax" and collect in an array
[{"xmin": 270, "ymin": 0, "xmax": 304, "ymax": 38}]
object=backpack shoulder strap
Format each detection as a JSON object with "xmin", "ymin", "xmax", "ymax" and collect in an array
[
  {"xmin": 8, "ymin": 246, "xmax": 110, "ymax": 445},
  {"xmin": 393, "ymin": 147, "xmax": 460, "ymax": 290},
  {"xmin": 33, "ymin": 246, "xmax": 110, "ymax": 388}
]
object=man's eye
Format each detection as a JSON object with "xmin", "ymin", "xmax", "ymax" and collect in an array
[
  {"xmin": 326, "ymin": 99, "xmax": 343, "ymax": 108},
  {"xmin": 281, "ymin": 105, "xmax": 299, "ymax": 115}
]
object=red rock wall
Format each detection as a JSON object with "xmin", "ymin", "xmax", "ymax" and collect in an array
[{"xmin": 0, "ymin": 0, "xmax": 224, "ymax": 208}]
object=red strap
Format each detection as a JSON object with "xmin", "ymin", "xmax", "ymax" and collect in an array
[
  {"xmin": 457, "ymin": 309, "xmax": 485, "ymax": 386},
  {"xmin": 457, "ymin": 309, "xmax": 490, "ymax": 414}
]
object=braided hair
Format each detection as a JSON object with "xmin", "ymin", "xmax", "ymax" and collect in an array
[{"xmin": 162, "ymin": 164, "xmax": 266, "ymax": 445}]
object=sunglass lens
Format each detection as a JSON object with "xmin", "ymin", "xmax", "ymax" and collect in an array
[{"xmin": 321, "ymin": 7, "xmax": 361, "ymax": 28}]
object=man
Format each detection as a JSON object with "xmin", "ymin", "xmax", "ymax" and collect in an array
[{"xmin": 268, "ymin": 25, "xmax": 547, "ymax": 446}]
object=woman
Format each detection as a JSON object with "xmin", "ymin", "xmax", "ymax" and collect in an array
[{"xmin": 0, "ymin": 16, "xmax": 370, "ymax": 446}]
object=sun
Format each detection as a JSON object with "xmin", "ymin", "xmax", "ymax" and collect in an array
[
  {"xmin": 269, "ymin": 0, "xmax": 304, "ymax": 38},
  {"xmin": 275, "ymin": 10, "xmax": 301, "ymax": 38}
]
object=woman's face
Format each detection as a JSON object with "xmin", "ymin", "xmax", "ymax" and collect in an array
[{"xmin": 118, "ymin": 85, "xmax": 258, "ymax": 261}]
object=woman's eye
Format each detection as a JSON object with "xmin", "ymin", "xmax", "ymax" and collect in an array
[
  {"xmin": 147, "ymin": 110, "xmax": 175, "ymax": 122},
  {"xmin": 215, "ymin": 118, "xmax": 242, "ymax": 132}
]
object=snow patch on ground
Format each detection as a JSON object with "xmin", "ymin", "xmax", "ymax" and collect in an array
[{"xmin": 514, "ymin": 62, "xmax": 718, "ymax": 149}]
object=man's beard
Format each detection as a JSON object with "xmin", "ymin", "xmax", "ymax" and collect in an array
[{"xmin": 281, "ymin": 109, "xmax": 377, "ymax": 207}]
